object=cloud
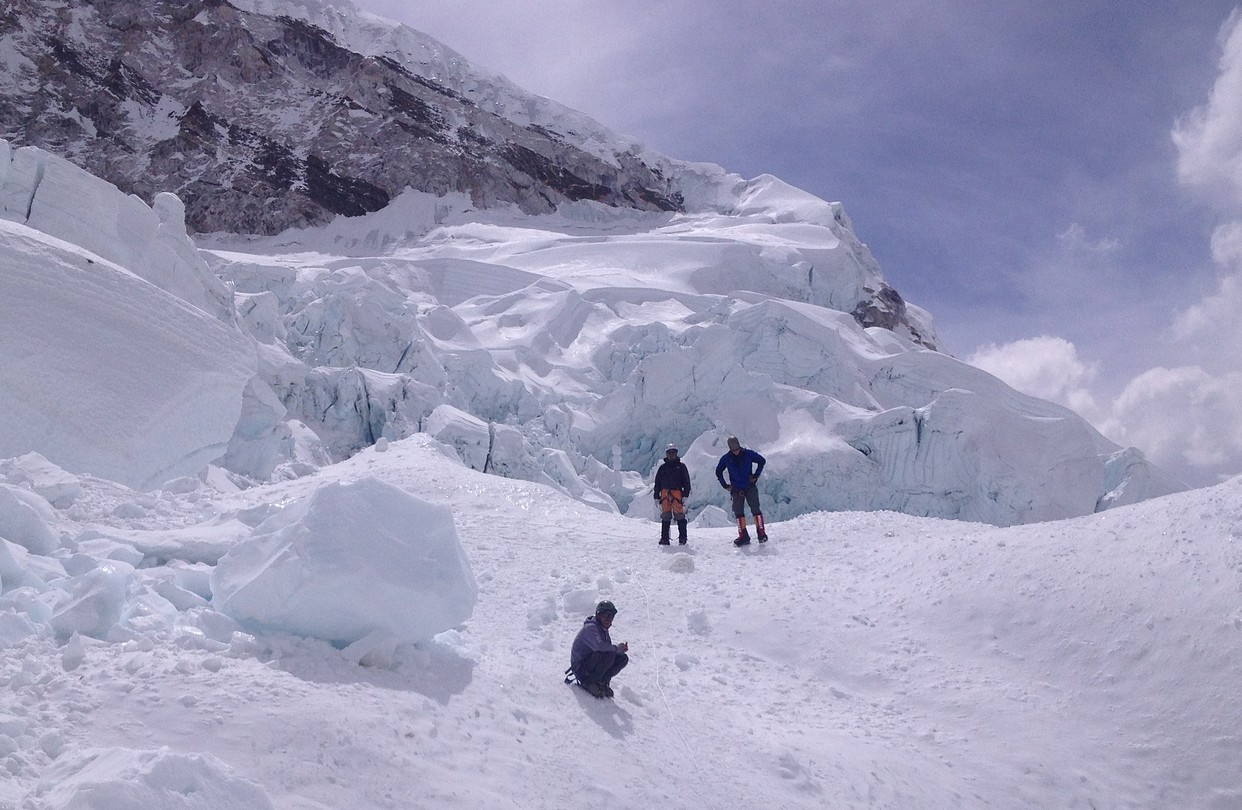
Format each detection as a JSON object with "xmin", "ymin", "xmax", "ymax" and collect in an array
[
  {"xmin": 969, "ymin": 336, "xmax": 1242, "ymax": 486},
  {"xmin": 1056, "ymin": 223, "xmax": 1120, "ymax": 254},
  {"xmin": 1085, "ymin": 7, "xmax": 1242, "ymax": 484},
  {"xmin": 967, "ymin": 336, "xmax": 1100, "ymax": 419},
  {"xmin": 1172, "ymin": 9, "xmax": 1242, "ymax": 211},
  {"xmin": 1105, "ymin": 367, "xmax": 1242, "ymax": 477}
]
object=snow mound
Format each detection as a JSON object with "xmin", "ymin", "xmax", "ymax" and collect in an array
[
  {"xmin": 210, "ymin": 477, "xmax": 476, "ymax": 644},
  {"xmin": 28, "ymin": 746, "xmax": 274, "ymax": 810}
]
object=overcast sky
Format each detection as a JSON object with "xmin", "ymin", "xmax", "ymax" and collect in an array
[{"xmin": 352, "ymin": 1, "xmax": 1242, "ymax": 487}]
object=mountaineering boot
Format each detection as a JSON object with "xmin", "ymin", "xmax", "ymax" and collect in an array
[
  {"xmin": 659, "ymin": 518, "xmax": 671, "ymax": 545},
  {"xmin": 677, "ymin": 518, "xmax": 688, "ymax": 544},
  {"xmin": 756, "ymin": 513, "xmax": 768, "ymax": 543},
  {"xmin": 578, "ymin": 680, "xmax": 606, "ymax": 699},
  {"xmin": 730, "ymin": 516, "xmax": 750, "ymax": 546},
  {"xmin": 601, "ymin": 680, "xmax": 615, "ymax": 698},
  {"xmin": 735, "ymin": 515, "xmax": 752, "ymax": 546}
]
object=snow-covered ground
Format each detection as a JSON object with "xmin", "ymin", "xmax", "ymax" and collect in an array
[{"xmin": 2, "ymin": 438, "xmax": 1240, "ymax": 809}]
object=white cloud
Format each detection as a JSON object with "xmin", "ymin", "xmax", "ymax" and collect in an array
[
  {"xmin": 1056, "ymin": 222, "xmax": 1120, "ymax": 254},
  {"xmin": 1104, "ymin": 366, "xmax": 1242, "ymax": 477},
  {"xmin": 1172, "ymin": 10, "xmax": 1242, "ymax": 212},
  {"xmin": 969, "ymin": 335, "xmax": 1242, "ymax": 486},
  {"xmin": 967, "ymin": 336, "xmax": 1100, "ymax": 419}
]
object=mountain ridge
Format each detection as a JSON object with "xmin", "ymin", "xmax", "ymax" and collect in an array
[{"xmin": 0, "ymin": 0, "xmax": 680, "ymax": 235}]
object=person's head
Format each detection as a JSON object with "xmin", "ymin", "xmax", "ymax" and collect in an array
[
  {"xmin": 727, "ymin": 436, "xmax": 741, "ymax": 455},
  {"xmin": 595, "ymin": 600, "xmax": 617, "ymax": 626},
  {"xmin": 665, "ymin": 443, "xmax": 678, "ymax": 459}
]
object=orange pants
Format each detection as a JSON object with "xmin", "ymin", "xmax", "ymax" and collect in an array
[{"xmin": 658, "ymin": 488, "xmax": 686, "ymax": 519}]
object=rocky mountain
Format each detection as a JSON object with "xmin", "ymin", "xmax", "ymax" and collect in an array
[
  {"xmin": 0, "ymin": 0, "xmax": 680, "ymax": 234},
  {"xmin": 0, "ymin": 0, "xmax": 931, "ymax": 346}
]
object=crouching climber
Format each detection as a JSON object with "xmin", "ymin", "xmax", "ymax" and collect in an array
[{"xmin": 568, "ymin": 600, "xmax": 629, "ymax": 698}]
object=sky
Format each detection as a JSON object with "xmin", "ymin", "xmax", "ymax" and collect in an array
[{"xmin": 353, "ymin": 0, "xmax": 1242, "ymax": 486}]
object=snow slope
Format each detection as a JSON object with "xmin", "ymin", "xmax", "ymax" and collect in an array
[
  {"xmin": 0, "ymin": 143, "xmax": 253, "ymax": 490},
  {"xmin": 1, "ymin": 438, "xmax": 1239, "ymax": 809}
]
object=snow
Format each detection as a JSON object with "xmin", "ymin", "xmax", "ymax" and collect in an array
[
  {"xmin": 1, "ymin": 436, "xmax": 1240, "ymax": 808},
  {"xmin": 0, "ymin": 131, "xmax": 1233, "ymax": 807}
]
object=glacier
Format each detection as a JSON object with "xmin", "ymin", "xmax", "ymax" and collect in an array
[{"xmin": 0, "ymin": 136, "xmax": 1181, "ymax": 524}]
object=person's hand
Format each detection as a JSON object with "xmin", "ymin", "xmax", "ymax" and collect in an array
[
  {"xmin": 749, "ymin": 474, "xmax": 758, "ymax": 484},
  {"xmin": 619, "ymin": 642, "xmax": 629, "ymax": 653}
]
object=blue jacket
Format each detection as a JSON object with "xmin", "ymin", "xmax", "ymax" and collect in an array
[
  {"xmin": 571, "ymin": 616, "xmax": 620, "ymax": 665},
  {"xmin": 715, "ymin": 447, "xmax": 766, "ymax": 490}
]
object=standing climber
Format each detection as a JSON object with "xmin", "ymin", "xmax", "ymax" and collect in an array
[
  {"xmin": 715, "ymin": 436, "xmax": 768, "ymax": 545},
  {"xmin": 653, "ymin": 443, "xmax": 692, "ymax": 545}
]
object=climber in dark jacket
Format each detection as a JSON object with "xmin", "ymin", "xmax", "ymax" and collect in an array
[
  {"xmin": 715, "ymin": 436, "xmax": 768, "ymax": 545},
  {"xmin": 653, "ymin": 443, "xmax": 692, "ymax": 545},
  {"xmin": 570, "ymin": 601, "xmax": 629, "ymax": 698}
]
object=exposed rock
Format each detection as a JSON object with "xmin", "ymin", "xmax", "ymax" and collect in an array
[{"xmin": 0, "ymin": 0, "xmax": 681, "ymax": 235}]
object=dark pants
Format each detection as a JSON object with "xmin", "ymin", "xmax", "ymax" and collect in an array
[
  {"xmin": 573, "ymin": 650, "xmax": 629, "ymax": 687},
  {"xmin": 730, "ymin": 487, "xmax": 761, "ymax": 518}
]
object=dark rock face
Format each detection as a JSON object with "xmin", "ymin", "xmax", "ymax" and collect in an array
[
  {"xmin": 853, "ymin": 283, "xmax": 934, "ymax": 347},
  {"xmin": 1, "ymin": 0, "xmax": 682, "ymax": 234}
]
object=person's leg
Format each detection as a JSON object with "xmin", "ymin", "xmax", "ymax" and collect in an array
[
  {"xmin": 670, "ymin": 489, "xmax": 687, "ymax": 543},
  {"xmin": 731, "ymin": 490, "xmax": 750, "ymax": 538},
  {"xmin": 745, "ymin": 489, "xmax": 767, "ymax": 540},
  {"xmin": 659, "ymin": 491, "xmax": 672, "ymax": 544},
  {"xmin": 574, "ymin": 650, "xmax": 618, "ymax": 697},
  {"xmin": 601, "ymin": 652, "xmax": 629, "ymax": 696},
  {"xmin": 731, "ymin": 490, "xmax": 751, "ymax": 543}
]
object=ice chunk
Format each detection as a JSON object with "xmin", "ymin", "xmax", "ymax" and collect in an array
[
  {"xmin": 211, "ymin": 477, "xmax": 476, "ymax": 645},
  {"xmin": 0, "ymin": 483, "xmax": 59, "ymax": 555},
  {"xmin": 48, "ymin": 561, "xmax": 135, "ymax": 640},
  {"xmin": 0, "ymin": 452, "xmax": 81, "ymax": 507}
]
